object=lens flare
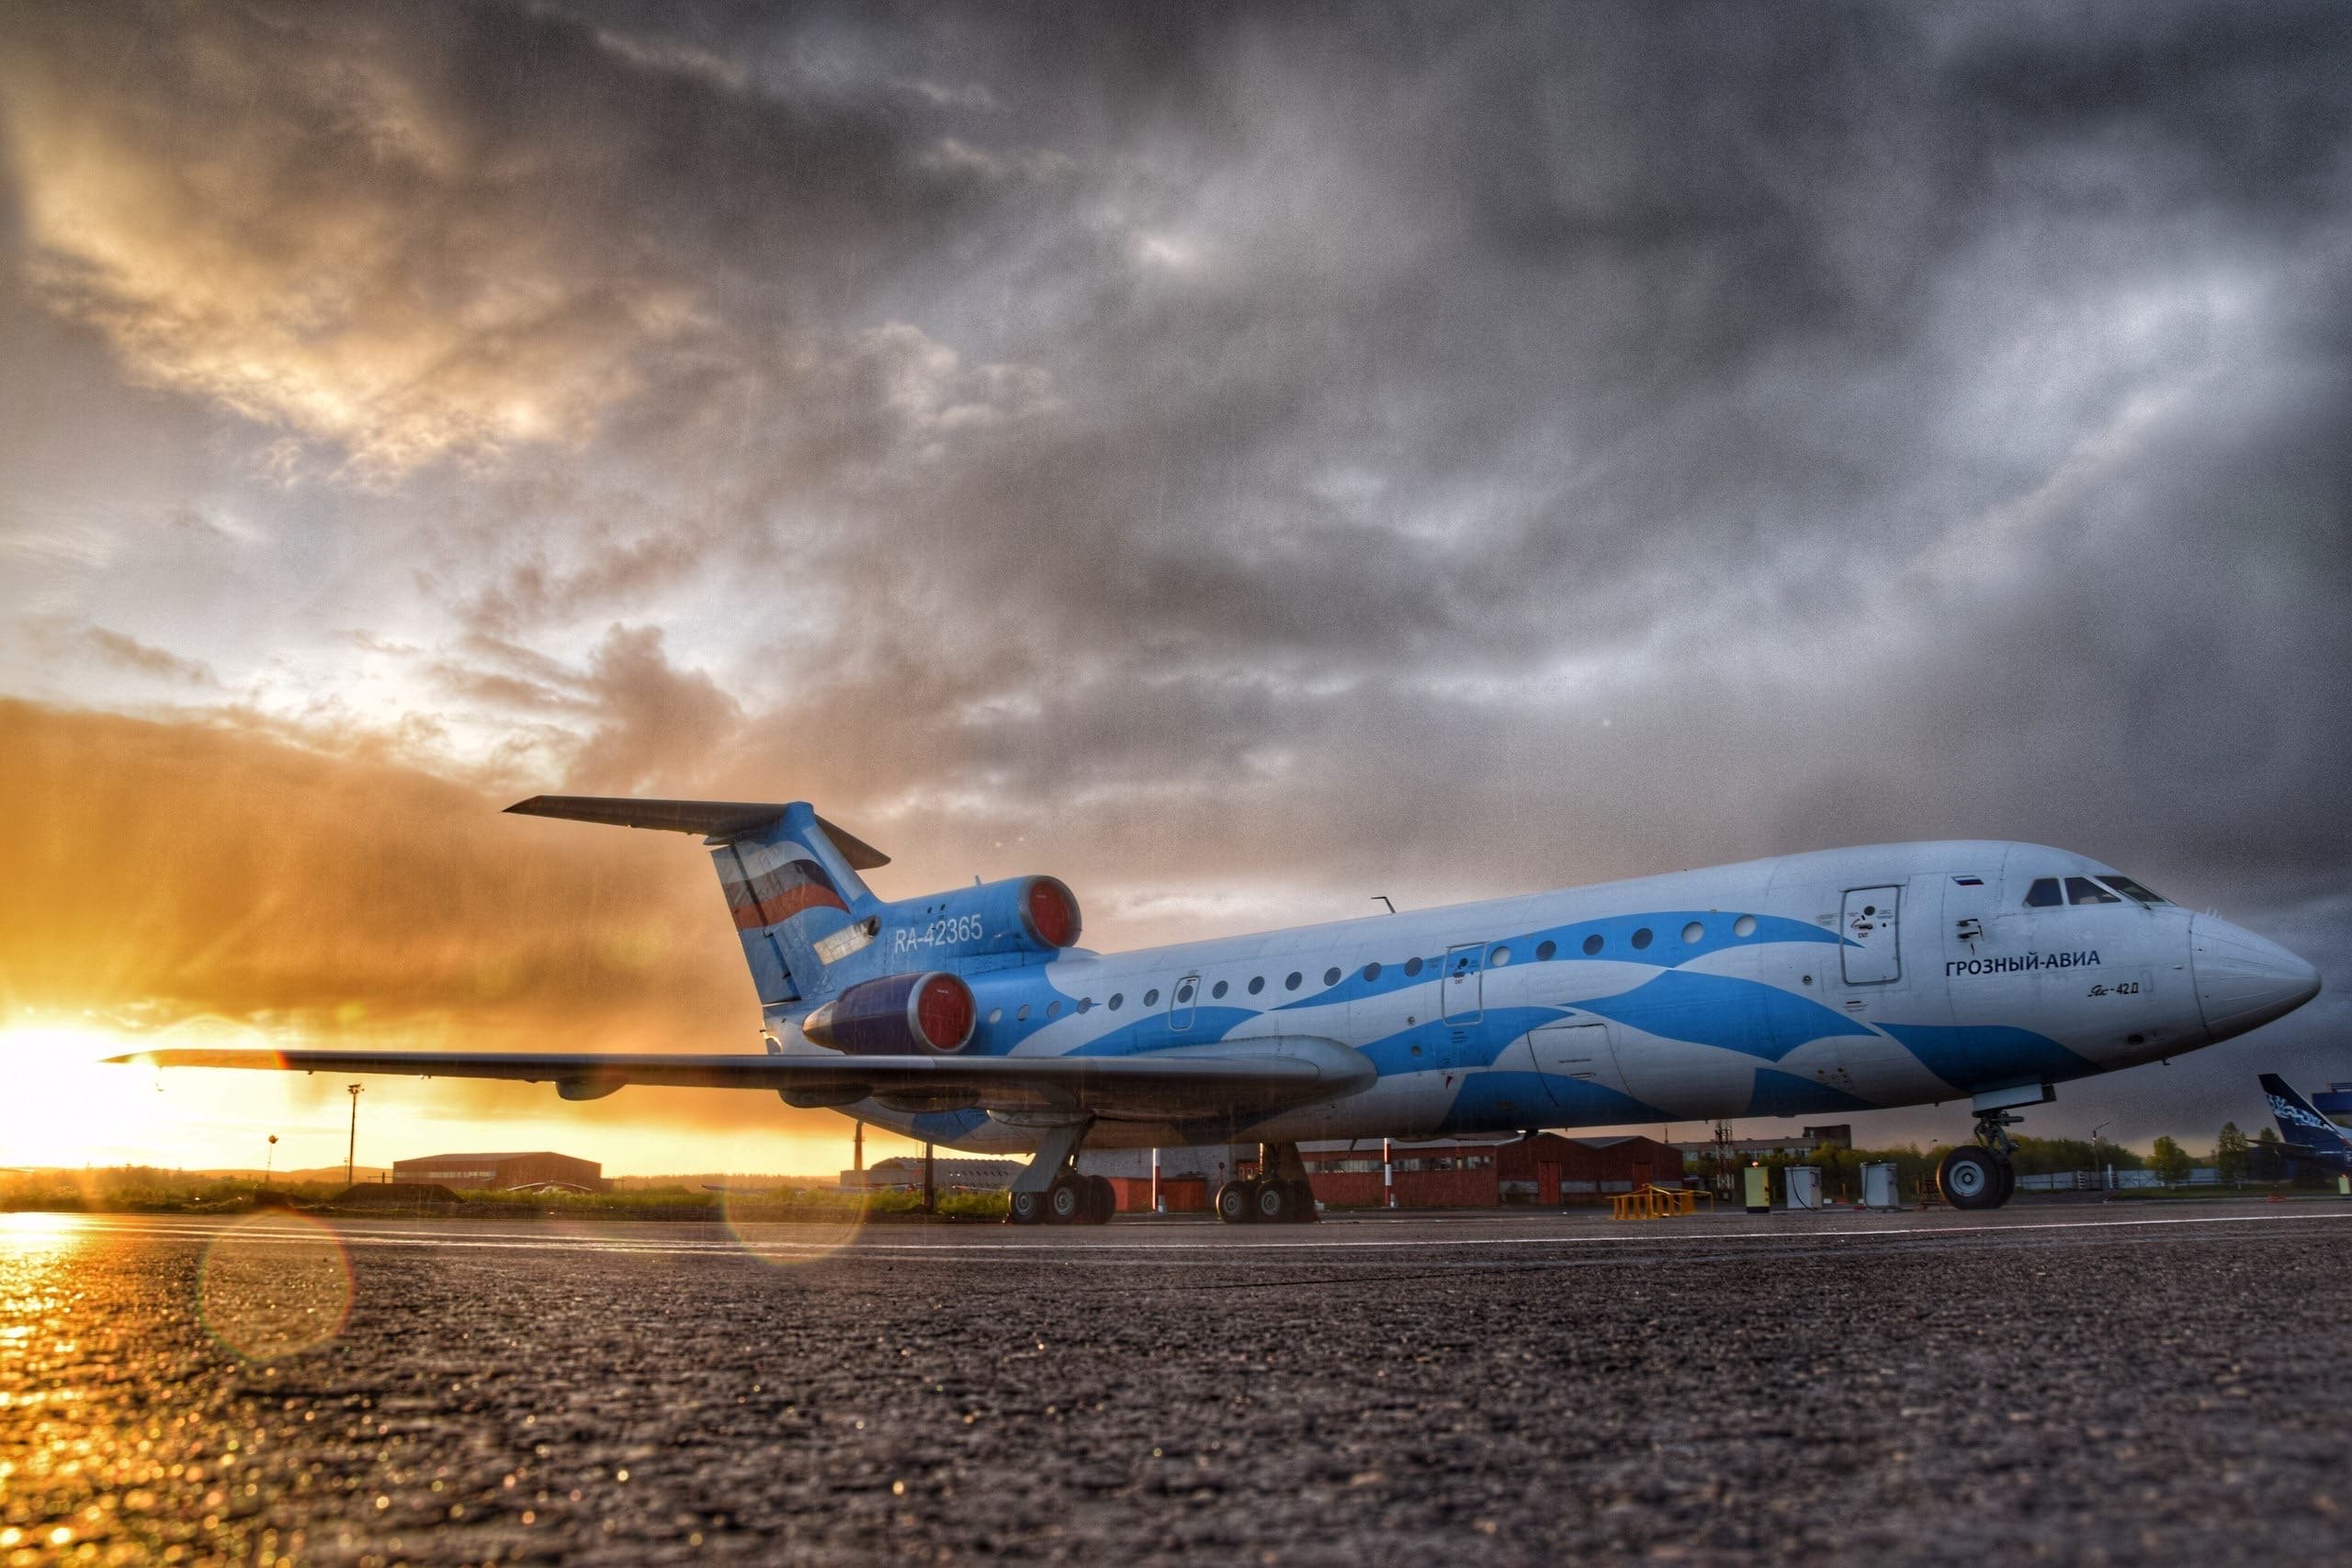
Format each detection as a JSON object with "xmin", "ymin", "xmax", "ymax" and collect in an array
[
  {"xmin": 198, "ymin": 1213, "xmax": 354, "ymax": 1360},
  {"xmin": 718, "ymin": 1179, "xmax": 872, "ymax": 1267}
]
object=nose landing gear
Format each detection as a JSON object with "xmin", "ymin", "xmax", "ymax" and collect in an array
[{"xmin": 1938, "ymin": 1109, "xmax": 2023, "ymax": 1210}]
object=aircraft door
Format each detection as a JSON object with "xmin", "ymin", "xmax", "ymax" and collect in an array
[
  {"xmin": 1170, "ymin": 975, "xmax": 1200, "ymax": 1032},
  {"xmin": 1529, "ymin": 1021, "xmax": 1623, "ymax": 1107},
  {"xmin": 1442, "ymin": 943, "xmax": 1484, "ymax": 1024},
  {"xmin": 1840, "ymin": 886, "xmax": 1902, "ymax": 985}
]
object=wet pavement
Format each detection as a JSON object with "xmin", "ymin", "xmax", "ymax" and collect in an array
[{"xmin": 5, "ymin": 1200, "xmax": 2350, "ymax": 1564}]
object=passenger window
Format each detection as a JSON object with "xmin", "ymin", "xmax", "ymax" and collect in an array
[
  {"xmin": 2100, "ymin": 874, "xmax": 2168, "ymax": 905},
  {"xmin": 2023, "ymin": 878, "xmax": 2064, "ymax": 908},
  {"xmin": 2065, "ymin": 876, "xmax": 2121, "ymax": 906},
  {"xmin": 1211, "ymin": 980, "xmax": 1228, "ymax": 998}
]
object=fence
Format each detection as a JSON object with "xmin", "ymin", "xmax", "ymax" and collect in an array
[{"xmin": 2016, "ymin": 1168, "xmax": 2229, "ymax": 1192}]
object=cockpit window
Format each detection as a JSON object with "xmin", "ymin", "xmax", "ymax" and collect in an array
[
  {"xmin": 2064, "ymin": 876, "xmax": 2122, "ymax": 906},
  {"xmin": 2023, "ymin": 877, "xmax": 2064, "ymax": 908},
  {"xmin": 2098, "ymin": 874, "xmax": 2168, "ymax": 905}
]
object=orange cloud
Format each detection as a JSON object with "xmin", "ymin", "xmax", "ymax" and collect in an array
[{"xmin": 0, "ymin": 696, "xmax": 763, "ymax": 1061}]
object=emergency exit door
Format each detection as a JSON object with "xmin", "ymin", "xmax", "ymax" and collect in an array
[
  {"xmin": 1840, "ymin": 886, "xmax": 1902, "ymax": 984},
  {"xmin": 1442, "ymin": 943, "xmax": 1484, "ymax": 1023}
]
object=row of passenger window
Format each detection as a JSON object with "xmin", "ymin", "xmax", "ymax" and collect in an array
[
  {"xmin": 2020, "ymin": 874, "xmax": 2169, "ymax": 909},
  {"xmin": 978, "ymin": 911, "xmax": 1763, "ymax": 1026}
]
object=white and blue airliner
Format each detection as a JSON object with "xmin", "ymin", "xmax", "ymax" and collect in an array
[{"xmin": 117, "ymin": 795, "xmax": 2323, "ymax": 1224}]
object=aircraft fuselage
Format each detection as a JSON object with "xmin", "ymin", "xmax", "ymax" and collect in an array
[{"xmin": 830, "ymin": 840, "xmax": 2320, "ymax": 1154}]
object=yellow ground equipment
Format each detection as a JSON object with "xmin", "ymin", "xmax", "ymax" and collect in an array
[{"xmin": 1610, "ymin": 1184, "xmax": 1709, "ymax": 1221}]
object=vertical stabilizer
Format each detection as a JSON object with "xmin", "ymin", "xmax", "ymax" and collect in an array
[
  {"xmin": 2259, "ymin": 1073, "xmax": 2352, "ymax": 1153},
  {"xmin": 710, "ymin": 803, "xmax": 884, "ymax": 1009}
]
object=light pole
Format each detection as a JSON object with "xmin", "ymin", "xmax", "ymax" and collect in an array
[
  {"xmin": 266, "ymin": 1134, "xmax": 277, "ymax": 1184},
  {"xmin": 346, "ymin": 1084, "xmax": 364, "ymax": 1188},
  {"xmin": 2090, "ymin": 1121, "xmax": 2111, "ymax": 1199}
]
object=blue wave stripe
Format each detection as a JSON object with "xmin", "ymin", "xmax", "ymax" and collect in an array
[
  {"xmin": 1744, "ymin": 1069, "xmax": 1879, "ymax": 1118},
  {"xmin": 1568, "ymin": 971, "xmax": 1875, "ymax": 1061},
  {"xmin": 1434, "ymin": 1069, "xmax": 1669, "ymax": 1134},
  {"xmin": 1275, "ymin": 911, "xmax": 1848, "ymax": 1013},
  {"xmin": 1358, "ymin": 1008, "xmax": 1572, "ymax": 1076},
  {"xmin": 1876, "ymin": 1022, "xmax": 2092, "ymax": 1091}
]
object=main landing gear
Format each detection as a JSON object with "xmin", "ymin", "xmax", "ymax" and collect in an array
[
  {"xmin": 1216, "ymin": 1143, "xmax": 1321, "ymax": 1225},
  {"xmin": 1005, "ymin": 1120, "xmax": 1115, "ymax": 1226},
  {"xmin": 1937, "ymin": 1109, "xmax": 2024, "ymax": 1211}
]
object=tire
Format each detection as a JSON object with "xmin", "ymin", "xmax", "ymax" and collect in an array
[
  {"xmin": 1085, "ymin": 1175, "xmax": 1115, "ymax": 1224},
  {"xmin": 1938, "ymin": 1145, "xmax": 2003, "ymax": 1210},
  {"xmin": 1216, "ymin": 1179, "xmax": 1255, "ymax": 1224},
  {"xmin": 1252, "ymin": 1179, "xmax": 1295, "ymax": 1224},
  {"xmin": 1007, "ymin": 1189, "xmax": 1046, "ymax": 1225},
  {"xmin": 1995, "ymin": 1157, "xmax": 2017, "ymax": 1208},
  {"xmin": 1288, "ymin": 1179, "xmax": 1320, "ymax": 1223},
  {"xmin": 1046, "ymin": 1174, "xmax": 1086, "ymax": 1224}
]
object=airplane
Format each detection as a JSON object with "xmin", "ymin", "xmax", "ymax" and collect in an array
[
  {"xmin": 112, "ymin": 795, "xmax": 2324, "ymax": 1223},
  {"xmin": 2257, "ymin": 1074, "xmax": 2352, "ymax": 1175}
]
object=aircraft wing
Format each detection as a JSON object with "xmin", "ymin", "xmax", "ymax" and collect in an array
[{"xmin": 107, "ymin": 1039, "xmax": 1373, "ymax": 1122}]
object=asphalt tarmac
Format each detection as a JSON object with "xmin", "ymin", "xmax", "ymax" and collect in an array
[{"xmin": 6, "ymin": 1199, "xmax": 2350, "ymax": 1565}]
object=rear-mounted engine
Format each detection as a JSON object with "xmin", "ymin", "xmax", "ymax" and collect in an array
[
  {"xmin": 801, "ymin": 971, "xmax": 976, "ymax": 1055},
  {"xmin": 880, "ymin": 874, "xmax": 1082, "ymax": 960}
]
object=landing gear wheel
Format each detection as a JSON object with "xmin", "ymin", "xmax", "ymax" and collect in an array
[
  {"xmin": 1046, "ymin": 1172, "xmax": 1088, "ymax": 1224},
  {"xmin": 1252, "ymin": 1179, "xmax": 1295, "ymax": 1224},
  {"xmin": 1995, "ymin": 1157, "xmax": 2017, "ymax": 1207},
  {"xmin": 1938, "ymin": 1145, "xmax": 2004, "ymax": 1210},
  {"xmin": 1216, "ymin": 1180, "xmax": 1256, "ymax": 1224},
  {"xmin": 1084, "ymin": 1175, "xmax": 1115, "ymax": 1225},
  {"xmin": 1287, "ymin": 1179, "xmax": 1319, "ymax": 1223},
  {"xmin": 1007, "ymin": 1189, "xmax": 1046, "ymax": 1226}
]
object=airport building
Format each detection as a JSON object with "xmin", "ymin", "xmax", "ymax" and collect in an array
[
  {"xmin": 1295, "ymin": 1134, "xmax": 1686, "ymax": 1208},
  {"xmin": 1070, "ymin": 1134, "xmax": 1685, "ymax": 1211},
  {"xmin": 1668, "ymin": 1134, "xmax": 1823, "ymax": 1164},
  {"xmin": 390, "ymin": 1150, "xmax": 610, "ymax": 1192}
]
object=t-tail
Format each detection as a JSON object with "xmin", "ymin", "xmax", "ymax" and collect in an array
[
  {"xmin": 504, "ymin": 795, "xmax": 888, "ymax": 1015},
  {"xmin": 503, "ymin": 795, "xmax": 1083, "ymax": 1050},
  {"xmin": 2257, "ymin": 1072, "xmax": 2352, "ymax": 1170}
]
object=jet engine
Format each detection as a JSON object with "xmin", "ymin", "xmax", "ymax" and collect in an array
[
  {"xmin": 800, "ymin": 971, "xmax": 976, "ymax": 1055},
  {"xmin": 876, "ymin": 874, "xmax": 1082, "ymax": 960}
]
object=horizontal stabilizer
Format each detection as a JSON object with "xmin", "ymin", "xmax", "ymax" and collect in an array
[{"xmin": 504, "ymin": 795, "xmax": 890, "ymax": 867}]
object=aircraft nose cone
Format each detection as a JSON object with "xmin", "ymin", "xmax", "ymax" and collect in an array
[{"xmin": 2189, "ymin": 916, "xmax": 2323, "ymax": 1040}]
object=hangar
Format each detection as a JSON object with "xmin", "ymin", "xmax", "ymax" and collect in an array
[{"xmin": 390, "ymin": 1150, "xmax": 610, "ymax": 1192}]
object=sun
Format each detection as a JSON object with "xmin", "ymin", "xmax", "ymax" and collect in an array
[{"xmin": 0, "ymin": 1022, "xmax": 180, "ymax": 1168}]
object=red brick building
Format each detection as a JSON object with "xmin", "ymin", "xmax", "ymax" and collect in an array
[{"xmin": 1290, "ymin": 1134, "xmax": 1684, "ymax": 1209}]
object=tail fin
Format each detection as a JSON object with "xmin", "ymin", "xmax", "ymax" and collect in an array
[
  {"xmin": 2258, "ymin": 1073, "xmax": 2352, "ymax": 1152},
  {"xmin": 505, "ymin": 795, "xmax": 887, "ymax": 1010}
]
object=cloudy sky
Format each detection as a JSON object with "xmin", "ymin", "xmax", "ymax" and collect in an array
[{"xmin": 4, "ymin": 1, "xmax": 2348, "ymax": 1176}]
